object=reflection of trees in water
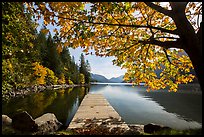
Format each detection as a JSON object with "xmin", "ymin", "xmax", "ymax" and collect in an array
[
  {"xmin": 56, "ymin": 89, "xmax": 65, "ymax": 94},
  {"xmin": 44, "ymin": 87, "xmax": 89, "ymax": 126},
  {"xmin": 2, "ymin": 96, "xmax": 30, "ymax": 118},
  {"xmin": 29, "ymin": 91, "xmax": 57, "ymax": 118},
  {"xmin": 65, "ymin": 87, "xmax": 89, "ymax": 126},
  {"xmin": 2, "ymin": 86, "xmax": 90, "ymax": 126},
  {"xmin": 2, "ymin": 91, "xmax": 57, "ymax": 118},
  {"xmin": 78, "ymin": 87, "xmax": 87, "ymax": 99},
  {"xmin": 31, "ymin": 93, "xmax": 45, "ymax": 117},
  {"xmin": 66, "ymin": 87, "xmax": 74, "ymax": 93}
]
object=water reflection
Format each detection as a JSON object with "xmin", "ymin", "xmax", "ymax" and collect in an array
[
  {"xmin": 2, "ymin": 87, "xmax": 89, "ymax": 126},
  {"xmin": 2, "ymin": 84, "xmax": 201, "ymax": 130},
  {"xmin": 89, "ymin": 84, "xmax": 202, "ymax": 130}
]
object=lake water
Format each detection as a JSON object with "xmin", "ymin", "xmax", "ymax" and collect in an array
[
  {"xmin": 2, "ymin": 87, "xmax": 89, "ymax": 128},
  {"xmin": 2, "ymin": 84, "xmax": 202, "ymax": 130},
  {"xmin": 89, "ymin": 83, "xmax": 202, "ymax": 130}
]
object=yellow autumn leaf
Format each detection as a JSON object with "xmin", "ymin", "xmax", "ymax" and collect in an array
[
  {"xmin": 53, "ymin": 28, "xmax": 58, "ymax": 33},
  {"xmin": 57, "ymin": 45, "xmax": 63, "ymax": 53},
  {"xmin": 41, "ymin": 29, "xmax": 49, "ymax": 34},
  {"xmin": 44, "ymin": 19, "xmax": 48, "ymax": 25}
]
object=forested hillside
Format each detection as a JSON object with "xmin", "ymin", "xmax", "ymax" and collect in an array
[{"xmin": 2, "ymin": 2, "xmax": 91, "ymax": 100}]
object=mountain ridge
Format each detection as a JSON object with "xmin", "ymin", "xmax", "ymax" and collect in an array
[{"xmin": 90, "ymin": 73, "xmax": 124, "ymax": 83}]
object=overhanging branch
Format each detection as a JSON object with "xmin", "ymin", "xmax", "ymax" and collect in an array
[
  {"xmin": 143, "ymin": 44, "xmax": 151, "ymax": 73},
  {"xmin": 55, "ymin": 15, "xmax": 179, "ymax": 35},
  {"xmin": 163, "ymin": 48, "xmax": 172, "ymax": 65},
  {"xmin": 137, "ymin": 39, "xmax": 182, "ymax": 49},
  {"xmin": 144, "ymin": 2, "xmax": 173, "ymax": 18}
]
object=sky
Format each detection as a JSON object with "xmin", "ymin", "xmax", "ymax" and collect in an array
[{"xmin": 69, "ymin": 48, "xmax": 126, "ymax": 79}]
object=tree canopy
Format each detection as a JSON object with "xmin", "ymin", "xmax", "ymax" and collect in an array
[
  {"xmin": 2, "ymin": 2, "xmax": 37, "ymax": 96},
  {"xmin": 26, "ymin": 2, "xmax": 202, "ymax": 92}
]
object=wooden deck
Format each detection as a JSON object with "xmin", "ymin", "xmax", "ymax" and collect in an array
[{"xmin": 67, "ymin": 93, "xmax": 128, "ymax": 130}]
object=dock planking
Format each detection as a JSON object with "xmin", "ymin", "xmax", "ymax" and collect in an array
[{"xmin": 67, "ymin": 93, "xmax": 129, "ymax": 130}]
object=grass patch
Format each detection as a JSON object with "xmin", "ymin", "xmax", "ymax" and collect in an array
[
  {"xmin": 2, "ymin": 125, "xmax": 32, "ymax": 135},
  {"xmin": 153, "ymin": 128, "xmax": 202, "ymax": 135},
  {"xmin": 2, "ymin": 125, "xmax": 17, "ymax": 135},
  {"xmin": 53, "ymin": 130, "xmax": 77, "ymax": 135}
]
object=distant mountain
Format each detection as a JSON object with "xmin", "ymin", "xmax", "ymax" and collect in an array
[
  {"xmin": 90, "ymin": 73, "xmax": 110, "ymax": 83},
  {"xmin": 109, "ymin": 75, "xmax": 124, "ymax": 83},
  {"xmin": 91, "ymin": 73, "xmax": 125, "ymax": 83}
]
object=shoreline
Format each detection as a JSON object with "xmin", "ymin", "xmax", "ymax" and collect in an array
[
  {"xmin": 2, "ymin": 84, "xmax": 90, "ymax": 100},
  {"xmin": 3, "ymin": 83, "xmax": 201, "ymax": 101}
]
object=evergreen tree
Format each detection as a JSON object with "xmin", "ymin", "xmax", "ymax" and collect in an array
[
  {"xmin": 85, "ymin": 60, "xmax": 91, "ymax": 84},
  {"xmin": 79, "ymin": 53, "xmax": 91, "ymax": 84},
  {"xmin": 34, "ymin": 27, "xmax": 48, "ymax": 64},
  {"xmin": 70, "ymin": 56, "xmax": 80, "ymax": 84},
  {"xmin": 60, "ymin": 47, "xmax": 72, "ymax": 80},
  {"xmin": 46, "ymin": 33, "xmax": 63, "ymax": 77},
  {"xmin": 79, "ymin": 53, "xmax": 86, "ymax": 76}
]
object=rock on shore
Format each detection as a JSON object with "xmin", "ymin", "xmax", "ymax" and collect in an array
[
  {"xmin": 2, "ymin": 115, "xmax": 12, "ymax": 126},
  {"xmin": 34, "ymin": 113, "xmax": 62, "ymax": 135},
  {"xmin": 2, "ymin": 111, "xmax": 62, "ymax": 135},
  {"xmin": 2, "ymin": 111, "xmax": 172, "ymax": 135}
]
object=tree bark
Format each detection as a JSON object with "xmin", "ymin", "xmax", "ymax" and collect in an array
[
  {"xmin": 170, "ymin": 3, "xmax": 203, "ymax": 92},
  {"xmin": 185, "ymin": 46, "xmax": 203, "ymax": 92}
]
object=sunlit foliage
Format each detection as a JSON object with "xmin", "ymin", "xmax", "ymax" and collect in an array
[
  {"xmin": 79, "ymin": 73, "xmax": 85, "ymax": 85},
  {"xmin": 58, "ymin": 73, "xmax": 66, "ymax": 85},
  {"xmin": 32, "ymin": 62, "xmax": 47, "ymax": 85},
  {"xmin": 45, "ymin": 68, "xmax": 58, "ymax": 85},
  {"xmin": 2, "ymin": 2, "xmax": 38, "ymax": 96},
  {"xmin": 68, "ymin": 79, "xmax": 74, "ymax": 85},
  {"xmin": 26, "ymin": 2, "xmax": 202, "ymax": 91}
]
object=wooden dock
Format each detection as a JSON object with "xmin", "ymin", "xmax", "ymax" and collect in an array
[{"xmin": 67, "ymin": 93, "xmax": 130, "ymax": 134}]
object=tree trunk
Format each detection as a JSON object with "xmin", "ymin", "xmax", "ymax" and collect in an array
[
  {"xmin": 170, "ymin": 3, "xmax": 203, "ymax": 92},
  {"xmin": 185, "ymin": 46, "xmax": 203, "ymax": 92}
]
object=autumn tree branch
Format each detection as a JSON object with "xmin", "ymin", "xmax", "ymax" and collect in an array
[
  {"xmin": 55, "ymin": 15, "xmax": 179, "ymax": 35},
  {"xmin": 61, "ymin": 22, "xmax": 79, "ymax": 40},
  {"xmin": 137, "ymin": 39, "xmax": 182, "ymax": 49},
  {"xmin": 170, "ymin": 2, "xmax": 188, "ymax": 13},
  {"xmin": 154, "ymin": 36, "xmax": 180, "ymax": 40},
  {"xmin": 144, "ymin": 2, "xmax": 173, "ymax": 18},
  {"xmin": 143, "ymin": 44, "xmax": 151, "ymax": 73},
  {"xmin": 163, "ymin": 48, "xmax": 172, "ymax": 65}
]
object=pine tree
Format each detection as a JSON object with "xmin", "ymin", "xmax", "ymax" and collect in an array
[
  {"xmin": 70, "ymin": 56, "xmax": 80, "ymax": 84},
  {"xmin": 60, "ymin": 47, "xmax": 72, "ymax": 81},
  {"xmin": 34, "ymin": 27, "xmax": 48, "ymax": 65},
  {"xmin": 79, "ymin": 53, "xmax": 86, "ymax": 75},
  {"xmin": 79, "ymin": 53, "xmax": 91, "ymax": 84},
  {"xmin": 46, "ymin": 33, "xmax": 63, "ymax": 77},
  {"xmin": 85, "ymin": 60, "xmax": 91, "ymax": 84}
]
